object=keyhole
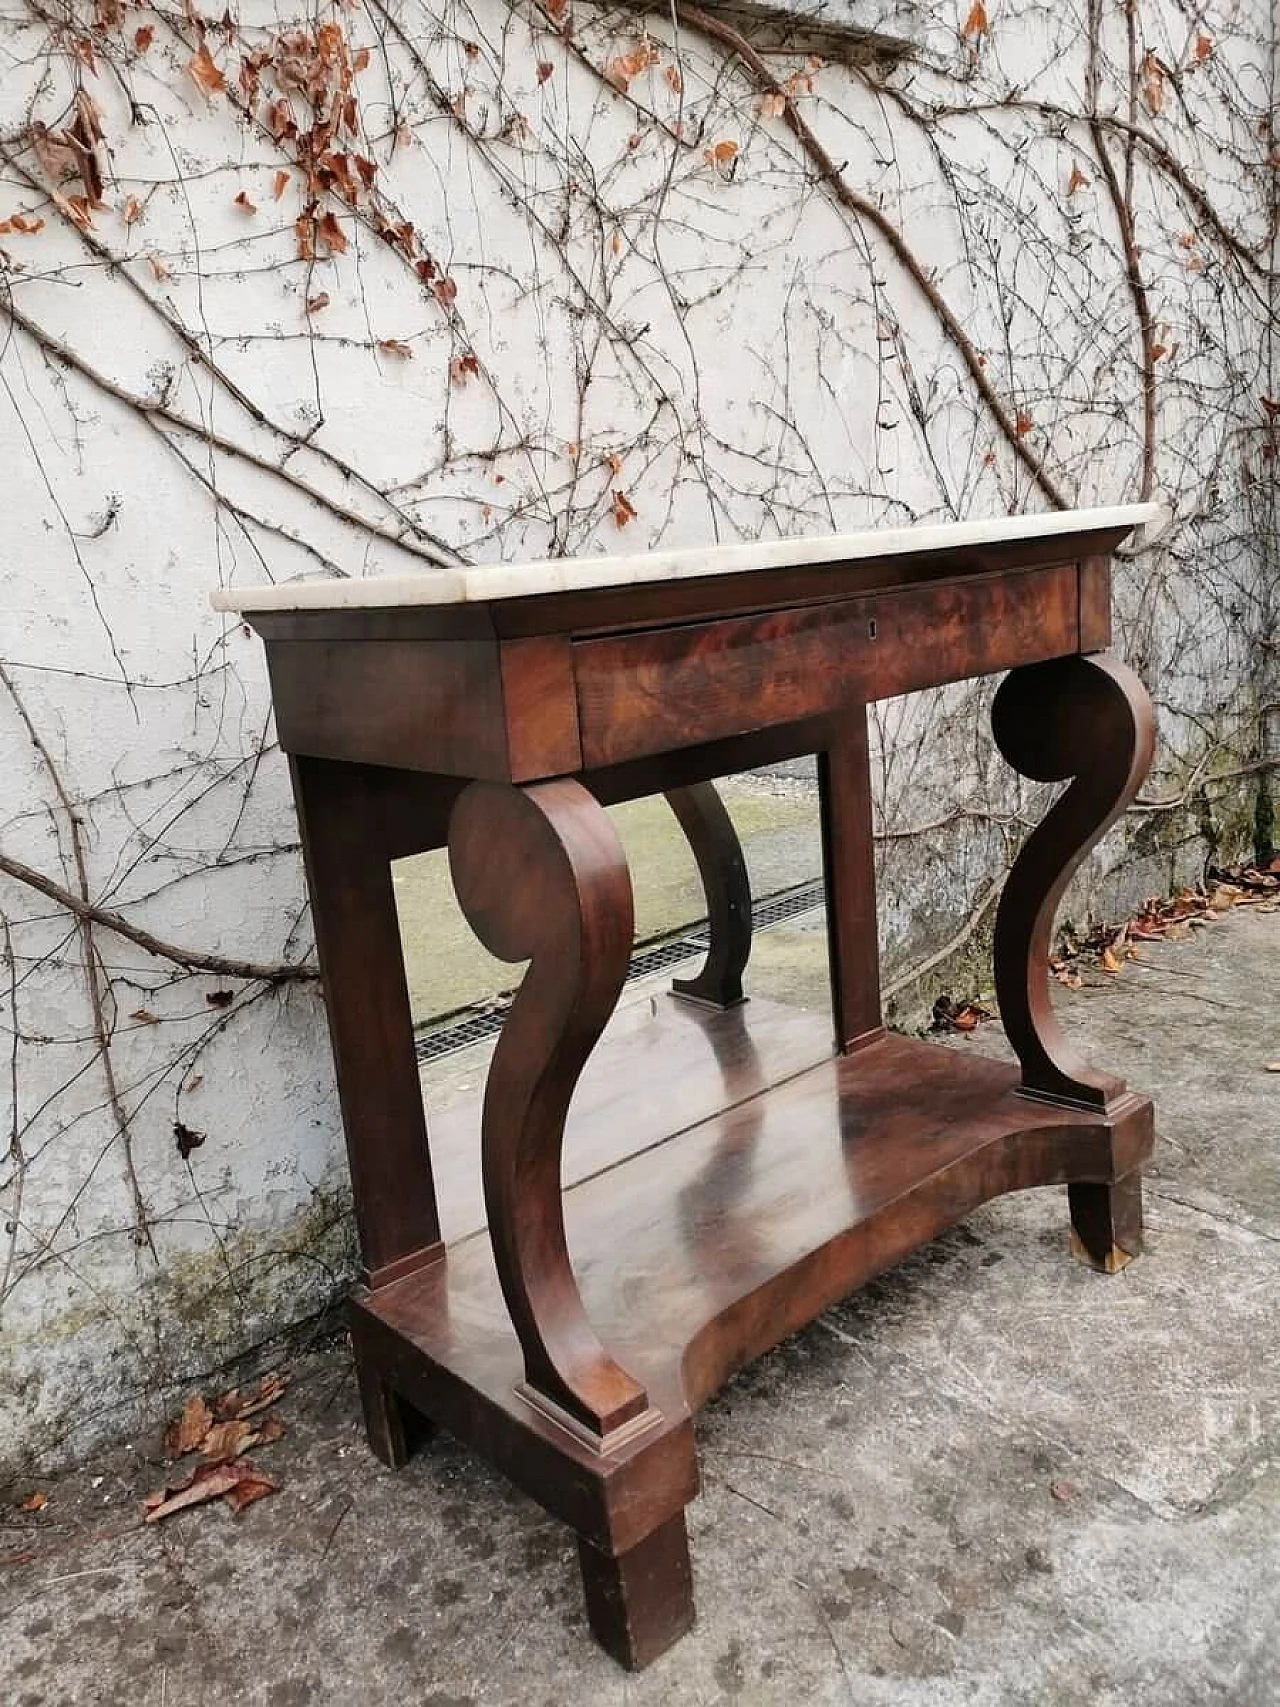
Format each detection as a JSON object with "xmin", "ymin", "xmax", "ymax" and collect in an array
[{"xmin": 868, "ymin": 618, "xmax": 878, "ymax": 640}]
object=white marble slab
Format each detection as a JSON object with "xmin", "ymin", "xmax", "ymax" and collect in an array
[{"xmin": 210, "ymin": 503, "xmax": 1166, "ymax": 613}]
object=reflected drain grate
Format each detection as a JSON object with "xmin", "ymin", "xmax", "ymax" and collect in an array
[{"xmin": 414, "ymin": 876, "xmax": 826, "ymax": 1064}]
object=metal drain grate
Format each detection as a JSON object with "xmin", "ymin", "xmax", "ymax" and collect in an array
[{"xmin": 414, "ymin": 875, "xmax": 826, "ymax": 1064}]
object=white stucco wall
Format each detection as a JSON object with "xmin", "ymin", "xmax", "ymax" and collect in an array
[{"xmin": 1, "ymin": 0, "xmax": 1275, "ymax": 1473}]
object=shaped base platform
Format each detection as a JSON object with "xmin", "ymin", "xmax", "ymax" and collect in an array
[{"xmin": 349, "ymin": 995, "xmax": 1152, "ymax": 1664}]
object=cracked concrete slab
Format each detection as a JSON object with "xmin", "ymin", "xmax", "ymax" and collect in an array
[{"xmin": 3, "ymin": 907, "xmax": 1278, "ymax": 1706}]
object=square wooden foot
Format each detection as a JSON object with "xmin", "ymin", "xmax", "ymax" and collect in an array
[
  {"xmin": 1069, "ymin": 1173, "xmax": 1143, "ymax": 1273},
  {"xmin": 577, "ymin": 1512, "xmax": 695, "ymax": 1670},
  {"xmin": 353, "ymin": 1342, "xmax": 432, "ymax": 1470}
]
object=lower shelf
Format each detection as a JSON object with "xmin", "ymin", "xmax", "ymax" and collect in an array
[{"xmin": 352, "ymin": 993, "xmax": 1152, "ymax": 1541}]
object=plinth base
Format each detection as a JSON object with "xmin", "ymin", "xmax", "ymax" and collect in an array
[{"xmin": 349, "ymin": 995, "xmax": 1152, "ymax": 1667}]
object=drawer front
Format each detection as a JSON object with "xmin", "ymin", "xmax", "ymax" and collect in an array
[{"xmin": 574, "ymin": 563, "xmax": 1081, "ymax": 767}]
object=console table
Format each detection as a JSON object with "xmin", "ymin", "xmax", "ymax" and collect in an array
[{"xmin": 214, "ymin": 504, "xmax": 1160, "ymax": 1669}]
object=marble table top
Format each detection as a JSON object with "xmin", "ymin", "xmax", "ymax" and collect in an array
[{"xmin": 211, "ymin": 503, "xmax": 1165, "ymax": 613}]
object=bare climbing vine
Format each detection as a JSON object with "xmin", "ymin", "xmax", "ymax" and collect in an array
[{"xmin": 0, "ymin": 0, "xmax": 1275, "ymax": 1466}]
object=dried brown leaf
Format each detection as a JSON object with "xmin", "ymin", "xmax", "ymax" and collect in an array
[
  {"xmin": 21, "ymin": 1491, "xmax": 48, "ymax": 1512},
  {"xmin": 165, "ymin": 1394, "xmax": 213, "ymax": 1458},
  {"xmin": 224, "ymin": 1470, "xmax": 277, "ymax": 1515},
  {"xmin": 0, "ymin": 213, "xmax": 46, "ymax": 236},
  {"xmin": 30, "ymin": 122, "xmax": 82, "ymax": 185},
  {"xmin": 135, "ymin": 25, "xmax": 154, "ymax": 52},
  {"xmin": 306, "ymin": 291, "xmax": 331, "ymax": 313},
  {"xmin": 144, "ymin": 1461, "xmax": 243, "ymax": 1523},
  {"xmin": 205, "ymin": 989, "xmax": 234, "ymax": 1008},
  {"xmin": 234, "ymin": 190, "xmax": 257, "ymax": 215},
  {"xmin": 273, "ymin": 170, "xmax": 291, "ymax": 201},
  {"xmin": 1141, "ymin": 51, "xmax": 1164, "ymax": 116},
  {"xmin": 611, "ymin": 488, "xmax": 637, "ymax": 528},
  {"xmin": 200, "ymin": 1419, "xmax": 257, "ymax": 1460},
  {"xmin": 187, "ymin": 41, "xmax": 227, "ymax": 98},
  {"xmin": 214, "ymin": 1370, "xmax": 289, "ymax": 1422},
  {"xmin": 317, "ymin": 210, "xmax": 348, "ymax": 255},
  {"xmin": 962, "ymin": 0, "xmax": 989, "ymax": 38}
]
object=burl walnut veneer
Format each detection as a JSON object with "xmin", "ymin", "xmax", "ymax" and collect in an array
[{"xmin": 214, "ymin": 503, "xmax": 1161, "ymax": 1669}]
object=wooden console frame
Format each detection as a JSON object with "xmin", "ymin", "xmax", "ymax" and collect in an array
[{"xmin": 240, "ymin": 521, "xmax": 1155, "ymax": 1669}]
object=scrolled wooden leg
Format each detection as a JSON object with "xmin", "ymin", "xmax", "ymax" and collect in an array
[
  {"xmin": 992, "ymin": 652, "xmax": 1155, "ymax": 1111},
  {"xmin": 664, "ymin": 783, "xmax": 752, "ymax": 1008},
  {"xmin": 448, "ymin": 779, "xmax": 654, "ymax": 1447},
  {"xmin": 1070, "ymin": 1173, "xmax": 1143, "ymax": 1273},
  {"xmin": 578, "ymin": 1513, "xmax": 696, "ymax": 1670}
]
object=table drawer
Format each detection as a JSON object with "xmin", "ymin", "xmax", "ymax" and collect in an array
[{"xmin": 573, "ymin": 562, "xmax": 1081, "ymax": 767}]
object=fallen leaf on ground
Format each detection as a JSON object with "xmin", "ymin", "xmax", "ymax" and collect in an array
[
  {"xmin": 225, "ymin": 1470, "xmax": 278, "ymax": 1514},
  {"xmin": 21, "ymin": 1492, "xmax": 48, "ymax": 1512},
  {"xmin": 1049, "ymin": 1479, "xmax": 1076, "ymax": 1502},
  {"xmin": 931, "ymin": 995, "xmax": 994, "ymax": 1034},
  {"xmin": 1206, "ymin": 883, "xmax": 1242, "ymax": 911},
  {"xmin": 145, "ymin": 1460, "xmax": 271, "ymax": 1523},
  {"xmin": 165, "ymin": 1394, "xmax": 213, "ymax": 1457},
  {"xmin": 215, "ymin": 1370, "xmax": 288, "ymax": 1422},
  {"xmin": 200, "ymin": 1418, "xmax": 258, "ymax": 1460}
]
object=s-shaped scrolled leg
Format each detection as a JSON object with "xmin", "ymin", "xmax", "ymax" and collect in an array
[
  {"xmin": 992, "ymin": 653, "xmax": 1156, "ymax": 1271},
  {"xmin": 664, "ymin": 783, "xmax": 752, "ymax": 1008},
  {"xmin": 448, "ymin": 778, "xmax": 657, "ymax": 1447}
]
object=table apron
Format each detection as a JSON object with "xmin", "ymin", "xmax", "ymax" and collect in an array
[{"xmin": 573, "ymin": 561, "xmax": 1084, "ymax": 768}]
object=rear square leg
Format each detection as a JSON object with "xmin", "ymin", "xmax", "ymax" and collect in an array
[
  {"xmin": 577, "ymin": 1512, "xmax": 696, "ymax": 1670},
  {"xmin": 1069, "ymin": 1172, "xmax": 1143, "ymax": 1274},
  {"xmin": 353, "ymin": 1340, "xmax": 432, "ymax": 1470}
]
